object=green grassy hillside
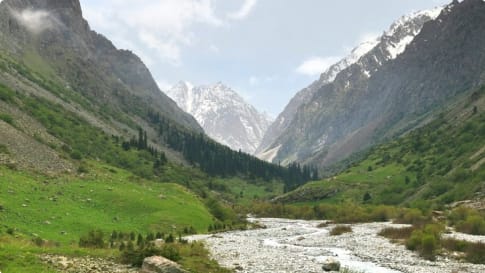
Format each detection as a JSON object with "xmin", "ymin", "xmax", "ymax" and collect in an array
[
  {"xmin": 0, "ymin": 162, "xmax": 213, "ymax": 243},
  {"xmin": 0, "ymin": 48, "xmax": 280, "ymax": 272},
  {"xmin": 0, "ymin": 161, "xmax": 218, "ymax": 272},
  {"xmin": 278, "ymin": 86, "xmax": 485, "ymax": 210}
]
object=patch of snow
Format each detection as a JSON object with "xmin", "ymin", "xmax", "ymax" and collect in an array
[
  {"xmin": 349, "ymin": 39, "xmax": 380, "ymax": 62},
  {"xmin": 320, "ymin": 37, "xmax": 379, "ymax": 84},
  {"xmin": 387, "ymin": 35, "xmax": 415, "ymax": 59},
  {"xmin": 383, "ymin": 6, "xmax": 443, "ymax": 59}
]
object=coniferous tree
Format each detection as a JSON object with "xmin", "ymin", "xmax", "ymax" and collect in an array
[
  {"xmin": 119, "ymin": 241, "xmax": 126, "ymax": 251},
  {"xmin": 137, "ymin": 127, "xmax": 143, "ymax": 150},
  {"xmin": 136, "ymin": 234, "xmax": 143, "ymax": 246}
]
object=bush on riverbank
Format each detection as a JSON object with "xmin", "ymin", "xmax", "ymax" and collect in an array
[
  {"xmin": 448, "ymin": 207, "xmax": 485, "ymax": 235},
  {"xmin": 378, "ymin": 226, "xmax": 416, "ymax": 240},
  {"xmin": 379, "ymin": 222, "xmax": 485, "ymax": 263},
  {"xmin": 464, "ymin": 242, "xmax": 485, "ymax": 264},
  {"xmin": 442, "ymin": 238, "xmax": 485, "ymax": 264},
  {"xmin": 405, "ymin": 224, "xmax": 444, "ymax": 260},
  {"xmin": 330, "ymin": 225, "xmax": 352, "ymax": 236},
  {"xmin": 393, "ymin": 208, "xmax": 430, "ymax": 226},
  {"xmin": 247, "ymin": 201, "xmax": 423, "ymax": 224}
]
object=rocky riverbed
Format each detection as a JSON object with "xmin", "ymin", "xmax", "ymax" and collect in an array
[{"xmin": 189, "ymin": 218, "xmax": 485, "ymax": 273}]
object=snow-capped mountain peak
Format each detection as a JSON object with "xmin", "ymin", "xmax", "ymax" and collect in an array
[
  {"xmin": 256, "ymin": 5, "xmax": 444, "ymax": 159},
  {"xmin": 383, "ymin": 6, "xmax": 443, "ymax": 59},
  {"xmin": 166, "ymin": 82, "xmax": 273, "ymax": 154}
]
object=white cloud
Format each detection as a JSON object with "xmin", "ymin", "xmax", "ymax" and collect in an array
[
  {"xmin": 228, "ymin": 0, "xmax": 258, "ymax": 20},
  {"xmin": 139, "ymin": 30, "xmax": 182, "ymax": 65},
  {"xmin": 358, "ymin": 32, "xmax": 381, "ymax": 44},
  {"xmin": 11, "ymin": 8, "xmax": 60, "ymax": 34},
  {"xmin": 296, "ymin": 56, "xmax": 341, "ymax": 76},
  {"xmin": 249, "ymin": 75, "xmax": 276, "ymax": 86},
  {"xmin": 82, "ymin": 0, "xmax": 223, "ymax": 65}
]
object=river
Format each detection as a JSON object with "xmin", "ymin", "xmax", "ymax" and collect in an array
[{"xmin": 189, "ymin": 218, "xmax": 485, "ymax": 273}]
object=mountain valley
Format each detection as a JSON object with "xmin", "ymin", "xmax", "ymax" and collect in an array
[{"xmin": 0, "ymin": 0, "xmax": 485, "ymax": 272}]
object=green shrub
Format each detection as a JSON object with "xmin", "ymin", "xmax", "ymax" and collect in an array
[
  {"xmin": 77, "ymin": 162, "xmax": 89, "ymax": 173},
  {"xmin": 456, "ymin": 215, "xmax": 485, "ymax": 235},
  {"xmin": 0, "ymin": 144, "xmax": 8, "ymax": 154},
  {"xmin": 33, "ymin": 237, "xmax": 45, "ymax": 247},
  {"xmin": 448, "ymin": 207, "xmax": 476, "ymax": 226},
  {"xmin": 406, "ymin": 230, "xmax": 423, "ymax": 251},
  {"xmin": 379, "ymin": 226, "xmax": 415, "ymax": 239},
  {"xmin": 0, "ymin": 113, "xmax": 14, "ymax": 125},
  {"xmin": 79, "ymin": 229, "xmax": 105, "ymax": 248},
  {"xmin": 369, "ymin": 206, "xmax": 396, "ymax": 222},
  {"xmin": 465, "ymin": 242, "xmax": 485, "ymax": 264},
  {"xmin": 421, "ymin": 234, "xmax": 438, "ymax": 260},
  {"xmin": 452, "ymin": 168, "xmax": 471, "ymax": 182},
  {"xmin": 330, "ymin": 225, "xmax": 352, "ymax": 236},
  {"xmin": 317, "ymin": 222, "xmax": 329, "ymax": 228},
  {"xmin": 121, "ymin": 245, "xmax": 181, "ymax": 267},
  {"xmin": 70, "ymin": 150, "xmax": 83, "ymax": 160},
  {"xmin": 6, "ymin": 227, "xmax": 15, "ymax": 235},
  {"xmin": 394, "ymin": 208, "xmax": 429, "ymax": 226},
  {"xmin": 165, "ymin": 233, "xmax": 175, "ymax": 243},
  {"xmin": 0, "ymin": 83, "xmax": 15, "ymax": 103},
  {"xmin": 160, "ymin": 244, "xmax": 182, "ymax": 261},
  {"xmin": 333, "ymin": 203, "xmax": 368, "ymax": 223},
  {"xmin": 205, "ymin": 198, "xmax": 236, "ymax": 222},
  {"xmin": 405, "ymin": 224, "xmax": 443, "ymax": 260},
  {"xmin": 442, "ymin": 238, "xmax": 468, "ymax": 252}
]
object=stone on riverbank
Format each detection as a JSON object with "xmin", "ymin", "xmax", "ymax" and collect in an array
[{"xmin": 140, "ymin": 256, "xmax": 188, "ymax": 273}]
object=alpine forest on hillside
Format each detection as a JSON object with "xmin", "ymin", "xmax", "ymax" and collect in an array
[{"xmin": 146, "ymin": 110, "xmax": 318, "ymax": 192}]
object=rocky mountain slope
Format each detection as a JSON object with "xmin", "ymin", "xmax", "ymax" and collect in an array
[
  {"xmin": 0, "ymin": 0, "xmax": 206, "ymax": 171},
  {"xmin": 0, "ymin": 0, "xmax": 309, "ymax": 185},
  {"xmin": 256, "ymin": 7, "xmax": 443, "ymax": 160},
  {"xmin": 276, "ymin": 84, "xmax": 485, "ymax": 207},
  {"xmin": 256, "ymin": 36, "xmax": 381, "ymax": 159},
  {"xmin": 0, "ymin": 0, "xmax": 201, "ymax": 130},
  {"xmin": 167, "ymin": 81, "xmax": 272, "ymax": 154},
  {"xmin": 259, "ymin": 0, "xmax": 485, "ymax": 168}
]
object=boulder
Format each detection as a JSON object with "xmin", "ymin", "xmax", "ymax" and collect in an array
[
  {"xmin": 140, "ymin": 256, "xmax": 188, "ymax": 273},
  {"xmin": 322, "ymin": 257, "xmax": 340, "ymax": 272}
]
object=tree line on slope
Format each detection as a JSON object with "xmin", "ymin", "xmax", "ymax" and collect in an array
[
  {"xmin": 1, "ymin": 59, "xmax": 317, "ymax": 192},
  {"xmin": 147, "ymin": 110, "xmax": 319, "ymax": 191}
]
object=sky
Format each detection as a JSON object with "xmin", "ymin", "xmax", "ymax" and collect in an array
[{"xmin": 79, "ymin": 0, "xmax": 450, "ymax": 117}]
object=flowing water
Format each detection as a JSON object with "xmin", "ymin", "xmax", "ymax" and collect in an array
[{"xmin": 189, "ymin": 218, "xmax": 485, "ymax": 273}]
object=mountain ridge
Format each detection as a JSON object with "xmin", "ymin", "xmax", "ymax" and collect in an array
[
  {"xmin": 0, "ymin": 0, "xmax": 202, "ymax": 134},
  {"xmin": 167, "ymin": 81, "xmax": 272, "ymax": 154},
  {"xmin": 256, "ymin": 5, "xmax": 443, "ymax": 159},
  {"xmin": 258, "ymin": 1, "xmax": 485, "ymax": 170}
]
